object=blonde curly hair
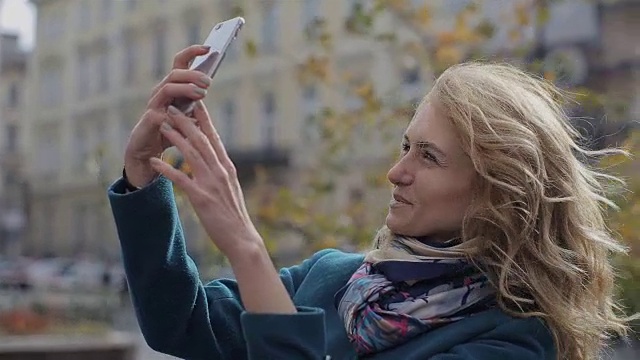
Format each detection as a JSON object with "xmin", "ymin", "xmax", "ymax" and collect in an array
[{"xmin": 377, "ymin": 62, "xmax": 632, "ymax": 359}]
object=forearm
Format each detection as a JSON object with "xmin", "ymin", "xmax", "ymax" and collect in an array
[{"xmin": 227, "ymin": 235, "xmax": 297, "ymax": 314}]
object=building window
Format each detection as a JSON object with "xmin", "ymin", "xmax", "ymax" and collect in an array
[
  {"xmin": 40, "ymin": 200, "xmax": 55, "ymax": 250},
  {"xmin": 37, "ymin": 127, "xmax": 60, "ymax": 176},
  {"xmin": 4, "ymin": 173, "xmax": 17, "ymax": 188},
  {"xmin": 97, "ymin": 51, "xmax": 110, "ymax": 93},
  {"xmin": 346, "ymin": 0, "xmax": 364, "ymax": 16},
  {"xmin": 40, "ymin": 67, "xmax": 63, "ymax": 107},
  {"xmin": 302, "ymin": 0, "xmax": 320, "ymax": 30},
  {"xmin": 6, "ymin": 82, "xmax": 19, "ymax": 108},
  {"xmin": 73, "ymin": 202, "xmax": 89, "ymax": 251},
  {"xmin": 120, "ymin": 116, "xmax": 134, "ymax": 151},
  {"xmin": 345, "ymin": 78, "xmax": 364, "ymax": 111},
  {"xmin": 74, "ymin": 125, "xmax": 89, "ymax": 171},
  {"xmin": 124, "ymin": 37, "xmax": 137, "ymax": 85},
  {"xmin": 153, "ymin": 26, "xmax": 167, "ymax": 79},
  {"xmin": 77, "ymin": 0, "xmax": 91, "ymax": 30},
  {"xmin": 5, "ymin": 125, "xmax": 18, "ymax": 153},
  {"xmin": 401, "ymin": 54, "xmax": 423, "ymax": 102},
  {"xmin": 261, "ymin": 2, "xmax": 280, "ymax": 54},
  {"xmin": 442, "ymin": 0, "xmax": 472, "ymax": 15},
  {"xmin": 401, "ymin": 55, "xmax": 420, "ymax": 85},
  {"xmin": 221, "ymin": 99, "xmax": 236, "ymax": 146},
  {"xmin": 301, "ymin": 85, "xmax": 319, "ymax": 141},
  {"xmin": 42, "ymin": 10, "xmax": 65, "ymax": 42},
  {"xmin": 261, "ymin": 92, "xmax": 277, "ymax": 148},
  {"xmin": 100, "ymin": 0, "xmax": 113, "ymax": 22},
  {"xmin": 77, "ymin": 52, "xmax": 90, "ymax": 99},
  {"xmin": 187, "ymin": 20, "xmax": 201, "ymax": 46},
  {"xmin": 94, "ymin": 121, "xmax": 108, "ymax": 173},
  {"xmin": 125, "ymin": 0, "xmax": 138, "ymax": 11}
]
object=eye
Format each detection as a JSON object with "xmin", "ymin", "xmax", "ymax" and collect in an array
[
  {"xmin": 421, "ymin": 149, "xmax": 439, "ymax": 164},
  {"xmin": 401, "ymin": 141, "xmax": 410, "ymax": 153}
]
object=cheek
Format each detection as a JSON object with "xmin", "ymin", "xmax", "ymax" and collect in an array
[{"xmin": 414, "ymin": 174, "xmax": 474, "ymax": 221}]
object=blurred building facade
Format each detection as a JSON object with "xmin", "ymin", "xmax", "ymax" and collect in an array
[
  {"xmin": 0, "ymin": 31, "xmax": 28, "ymax": 258},
  {"xmin": 22, "ymin": 0, "xmax": 407, "ymax": 261},
  {"xmin": 19, "ymin": 0, "xmax": 640, "ymax": 261},
  {"xmin": 540, "ymin": 0, "xmax": 639, "ymax": 146}
]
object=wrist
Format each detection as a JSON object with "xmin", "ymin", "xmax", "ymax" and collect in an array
[
  {"xmin": 124, "ymin": 158, "xmax": 158, "ymax": 188},
  {"xmin": 226, "ymin": 230, "xmax": 268, "ymax": 266}
]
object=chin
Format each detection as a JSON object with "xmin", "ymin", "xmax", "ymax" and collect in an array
[{"xmin": 385, "ymin": 215, "xmax": 407, "ymax": 235}]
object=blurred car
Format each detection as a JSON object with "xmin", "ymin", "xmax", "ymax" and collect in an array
[
  {"xmin": 23, "ymin": 258, "xmax": 72, "ymax": 290},
  {"xmin": 0, "ymin": 258, "xmax": 30, "ymax": 290},
  {"xmin": 56, "ymin": 260, "xmax": 106, "ymax": 291}
]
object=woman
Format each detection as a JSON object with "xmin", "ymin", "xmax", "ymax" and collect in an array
[{"xmin": 108, "ymin": 45, "xmax": 630, "ymax": 359}]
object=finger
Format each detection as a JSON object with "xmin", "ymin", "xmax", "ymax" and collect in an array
[
  {"xmin": 167, "ymin": 105, "xmax": 219, "ymax": 168},
  {"xmin": 139, "ymin": 108, "xmax": 196, "ymax": 135},
  {"xmin": 159, "ymin": 122, "xmax": 210, "ymax": 179},
  {"xmin": 193, "ymin": 101, "xmax": 236, "ymax": 173},
  {"xmin": 138, "ymin": 111, "xmax": 196, "ymax": 153},
  {"xmin": 149, "ymin": 157, "xmax": 195, "ymax": 192},
  {"xmin": 173, "ymin": 45, "xmax": 211, "ymax": 70},
  {"xmin": 148, "ymin": 83, "xmax": 207, "ymax": 109},
  {"xmin": 139, "ymin": 108, "xmax": 167, "ymax": 128},
  {"xmin": 150, "ymin": 69, "xmax": 211, "ymax": 98}
]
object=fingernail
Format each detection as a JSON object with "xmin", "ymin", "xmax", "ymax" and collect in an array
[
  {"xmin": 161, "ymin": 122, "xmax": 172, "ymax": 131},
  {"xmin": 168, "ymin": 105, "xmax": 182, "ymax": 115},
  {"xmin": 198, "ymin": 76, "xmax": 211, "ymax": 87},
  {"xmin": 193, "ymin": 86, "xmax": 207, "ymax": 97}
]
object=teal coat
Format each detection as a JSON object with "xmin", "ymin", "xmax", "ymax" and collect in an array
[{"xmin": 108, "ymin": 176, "xmax": 555, "ymax": 360}]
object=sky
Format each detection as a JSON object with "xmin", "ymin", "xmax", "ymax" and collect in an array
[{"xmin": 0, "ymin": 0, "xmax": 35, "ymax": 50}]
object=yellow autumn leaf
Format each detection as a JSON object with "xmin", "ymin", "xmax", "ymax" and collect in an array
[
  {"xmin": 257, "ymin": 203, "xmax": 278, "ymax": 222},
  {"xmin": 515, "ymin": 2, "xmax": 530, "ymax": 27},
  {"xmin": 475, "ymin": 20, "xmax": 496, "ymax": 39},
  {"xmin": 414, "ymin": 4, "xmax": 431, "ymax": 26},
  {"xmin": 435, "ymin": 45, "xmax": 462, "ymax": 66},
  {"xmin": 381, "ymin": 0, "xmax": 406, "ymax": 10},
  {"xmin": 508, "ymin": 29, "xmax": 521, "ymax": 43},
  {"xmin": 319, "ymin": 32, "xmax": 332, "ymax": 50},
  {"xmin": 536, "ymin": 6, "xmax": 550, "ymax": 26},
  {"xmin": 543, "ymin": 71, "xmax": 556, "ymax": 82},
  {"xmin": 437, "ymin": 31, "xmax": 457, "ymax": 46},
  {"xmin": 355, "ymin": 82, "xmax": 374, "ymax": 99},
  {"xmin": 244, "ymin": 39, "xmax": 257, "ymax": 58},
  {"xmin": 297, "ymin": 56, "xmax": 330, "ymax": 83},
  {"xmin": 290, "ymin": 210, "xmax": 309, "ymax": 226},
  {"xmin": 454, "ymin": 14, "xmax": 469, "ymax": 36},
  {"xmin": 320, "ymin": 234, "xmax": 339, "ymax": 249}
]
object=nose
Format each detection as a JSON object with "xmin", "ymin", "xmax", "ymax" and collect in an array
[{"xmin": 387, "ymin": 157, "xmax": 414, "ymax": 186}]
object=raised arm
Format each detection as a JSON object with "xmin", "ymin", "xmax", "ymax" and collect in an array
[{"xmin": 110, "ymin": 175, "xmax": 335, "ymax": 359}]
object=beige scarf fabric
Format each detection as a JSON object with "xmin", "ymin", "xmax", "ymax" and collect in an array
[{"xmin": 366, "ymin": 226, "xmax": 480, "ymax": 264}]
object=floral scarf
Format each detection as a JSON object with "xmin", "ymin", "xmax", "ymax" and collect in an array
[{"xmin": 335, "ymin": 232, "xmax": 495, "ymax": 356}]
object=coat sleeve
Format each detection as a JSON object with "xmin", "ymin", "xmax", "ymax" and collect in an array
[
  {"xmin": 428, "ymin": 316, "xmax": 556, "ymax": 360},
  {"xmin": 108, "ymin": 176, "xmax": 334, "ymax": 360}
]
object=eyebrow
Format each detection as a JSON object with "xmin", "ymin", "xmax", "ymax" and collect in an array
[{"xmin": 403, "ymin": 134, "xmax": 448, "ymax": 159}]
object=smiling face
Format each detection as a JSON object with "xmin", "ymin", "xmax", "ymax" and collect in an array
[{"xmin": 385, "ymin": 101, "xmax": 476, "ymax": 241}]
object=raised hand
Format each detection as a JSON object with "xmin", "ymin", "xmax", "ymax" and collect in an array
[
  {"xmin": 124, "ymin": 45, "xmax": 212, "ymax": 188},
  {"xmin": 148, "ymin": 101, "xmax": 261, "ymax": 258}
]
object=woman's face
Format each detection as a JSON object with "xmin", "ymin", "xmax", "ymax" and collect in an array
[{"xmin": 385, "ymin": 101, "xmax": 476, "ymax": 241}]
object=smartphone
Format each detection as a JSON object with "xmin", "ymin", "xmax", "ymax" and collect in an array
[{"xmin": 171, "ymin": 16, "xmax": 245, "ymax": 115}]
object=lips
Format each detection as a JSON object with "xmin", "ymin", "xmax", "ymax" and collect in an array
[{"xmin": 392, "ymin": 193, "xmax": 412, "ymax": 205}]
